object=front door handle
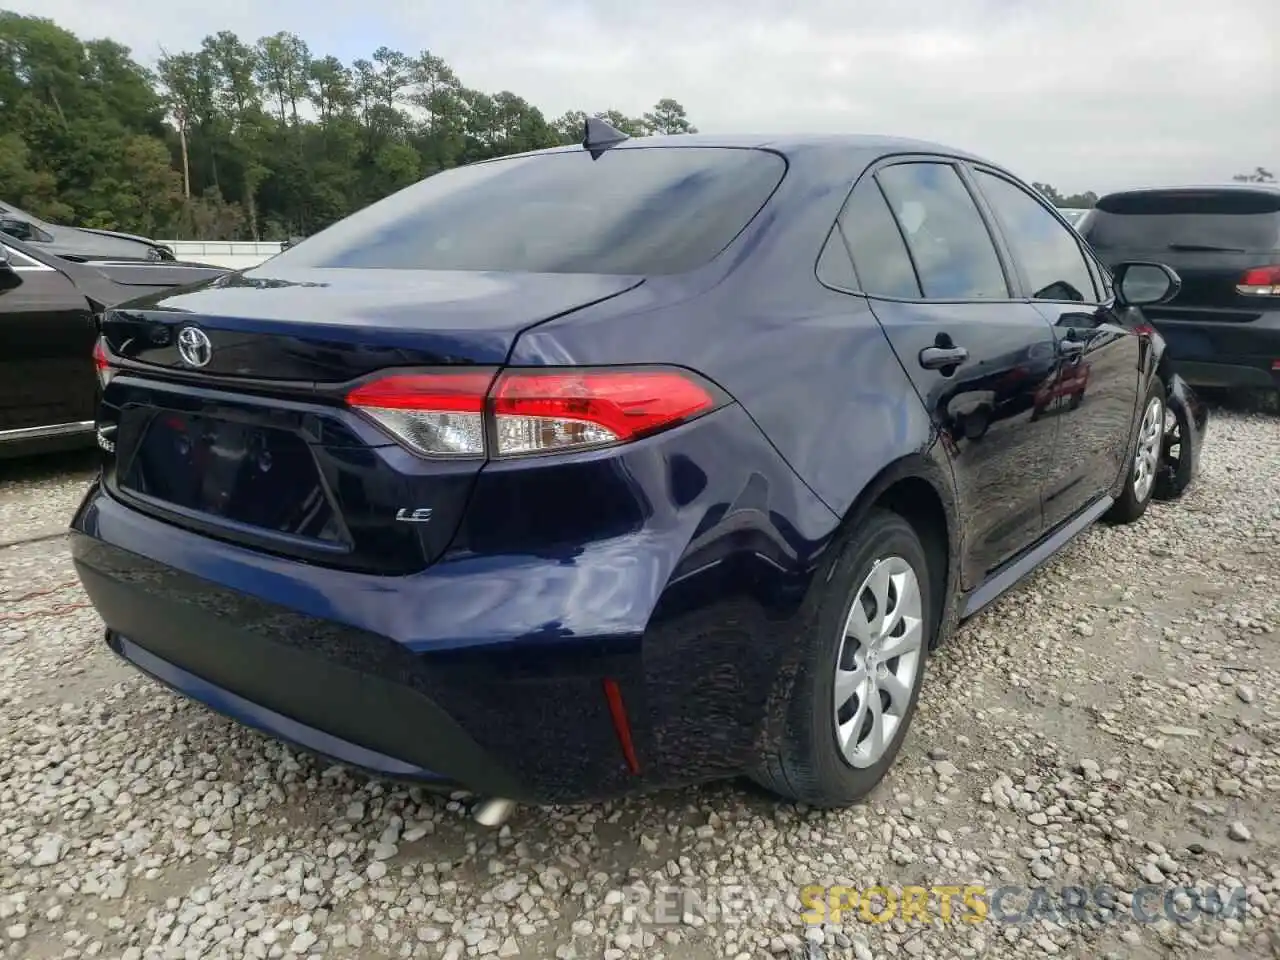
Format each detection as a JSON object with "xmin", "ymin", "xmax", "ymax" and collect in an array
[
  {"xmin": 1057, "ymin": 339, "xmax": 1085, "ymax": 358},
  {"xmin": 919, "ymin": 345, "xmax": 969, "ymax": 370}
]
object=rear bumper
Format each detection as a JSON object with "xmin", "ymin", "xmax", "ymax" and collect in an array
[
  {"xmin": 1168, "ymin": 359, "xmax": 1279, "ymax": 390},
  {"xmin": 1149, "ymin": 311, "xmax": 1280, "ymax": 390},
  {"xmin": 106, "ymin": 632, "xmax": 469, "ymax": 786},
  {"xmin": 0, "ymin": 421, "xmax": 96, "ymax": 460},
  {"xmin": 69, "ymin": 403, "xmax": 839, "ymax": 803},
  {"xmin": 71, "ymin": 500, "xmax": 665, "ymax": 804}
]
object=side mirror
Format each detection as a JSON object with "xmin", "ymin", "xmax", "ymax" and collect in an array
[
  {"xmin": 0, "ymin": 217, "xmax": 33, "ymax": 241},
  {"xmin": 0, "ymin": 245, "xmax": 12, "ymax": 272},
  {"xmin": 1114, "ymin": 261, "xmax": 1181, "ymax": 307}
]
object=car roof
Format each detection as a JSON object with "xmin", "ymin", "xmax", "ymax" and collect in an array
[
  {"xmin": 615, "ymin": 132, "xmax": 981, "ymax": 153},
  {"xmin": 507, "ymin": 131, "xmax": 995, "ymax": 167}
]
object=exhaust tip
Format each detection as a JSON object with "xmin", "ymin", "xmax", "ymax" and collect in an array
[{"xmin": 472, "ymin": 797, "xmax": 516, "ymax": 828}]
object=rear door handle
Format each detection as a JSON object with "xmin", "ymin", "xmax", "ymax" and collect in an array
[
  {"xmin": 919, "ymin": 345, "xmax": 969, "ymax": 370},
  {"xmin": 1057, "ymin": 339, "xmax": 1085, "ymax": 358}
]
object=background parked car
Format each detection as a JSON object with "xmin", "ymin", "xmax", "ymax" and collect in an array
[
  {"xmin": 0, "ymin": 200, "xmax": 176, "ymax": 263},
  {"xmin": 1059, "ymin": 207, "xmax": 1090, "ymax": 227},
  {"xmin": 1078, "ymin": 184, "xmax": 1280, "ymax": 394},
  {"xmin": 0, "ymin": 235, "xmax": 228, "ymax": 458}
]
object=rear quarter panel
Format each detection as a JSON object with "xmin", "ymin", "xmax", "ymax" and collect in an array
[{"xmin": 509, "ymin": 145, "xmax": 940, "ymax": 524}]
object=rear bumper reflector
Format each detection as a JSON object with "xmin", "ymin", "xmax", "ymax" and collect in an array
[{"xmin": 602, "ymin": 678, "xmax": 641, "ymax": 775}]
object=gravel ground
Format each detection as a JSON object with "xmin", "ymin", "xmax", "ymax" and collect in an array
[{"xmin": 1, "ymin": 407, "xmax": 1278, "ymax": 960}]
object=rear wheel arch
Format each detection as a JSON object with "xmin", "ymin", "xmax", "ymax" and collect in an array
[{"xmin": 833, "ymin": 454, "xmax": 960, "ymax": 650}]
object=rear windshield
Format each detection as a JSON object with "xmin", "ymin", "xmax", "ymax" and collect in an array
[
  {"xmin": 273, "ymin": 147, "xmax": 786, "ymax": 275},
  {"xmin": 1084, "ymin": 190, "xmax": 1280, "ymax": 252}
]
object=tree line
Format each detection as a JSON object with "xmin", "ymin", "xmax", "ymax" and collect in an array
[
  {"xmin": 1034, "ymin": 165, "xmax": 1275, "ymax": 210},
  {"xmin": 2, "ymin": 13, "xmax": 1271, "ymax": 242},
  {"xmin": 0, "ymin": 12, "xmax": 696, "ymax": 241}
]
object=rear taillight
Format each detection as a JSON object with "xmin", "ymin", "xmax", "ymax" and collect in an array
[
  {"xmin": 1237, "ymin": 265, "xmax": 1280, "ymax": 296},
  {"xmin": 345, "ymin": 370, "xmax": 494, "ymax": 458},
  {"xmin": 346, "ymin": 366, "xmax": 721, "ymax": 459},
  {"xmin": 93, "ymin": 337, "xmax": 116, "ymax": 388}
]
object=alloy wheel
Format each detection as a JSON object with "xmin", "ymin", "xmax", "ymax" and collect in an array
[
  {"xmin": 1132, "ymin": 395, "xmax": 1163, "ymax": 504},
  {"xmin": 833, "ymin": 556, "xmax": 924, "ymax": 769}
]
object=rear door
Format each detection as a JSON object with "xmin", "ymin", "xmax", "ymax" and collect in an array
[
  {"xmin": 1081, "ymin": 188, "xmax": 1280, "ymax": 382},
  {"xmin": 968, "ymin": 167, "xmax": 1141, "ymax": 530},
  {"xmin": 833, "ymin": 158, "xmax": 1060, "ymax": 586},
  {"xmin": 0, "ymin": 243, "xmax": 97, "ymax": 436}
]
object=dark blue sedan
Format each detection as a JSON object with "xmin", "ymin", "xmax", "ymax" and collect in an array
[{"xmin": 70, "ymin": 125, "xmax": 1206, "ymax": 819}]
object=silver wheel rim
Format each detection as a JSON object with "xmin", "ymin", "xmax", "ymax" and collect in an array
[
  {"xmin": 833, "ymin": 556, "xmax": 924, "ymax": 769},
  {"xmin": 1132, "ymin": 395, "xmax": 1163, "ymax": 504}
]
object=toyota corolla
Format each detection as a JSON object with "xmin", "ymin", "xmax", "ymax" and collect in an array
[{"xmin": 71, "ymin": 123, "xmax": 1206, "ymax": 821}]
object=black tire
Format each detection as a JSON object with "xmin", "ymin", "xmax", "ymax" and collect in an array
[
  {"xmin": 1106, "ymin": 377, "xmax": 1165, "ymax": 524},
  {"xmin": 1153, "ymin": 391, "xmax": 1191, "ymax": 500},
  {"xmin": 750, "ymin": 509, "xmax": 935, "ymax": 807}
]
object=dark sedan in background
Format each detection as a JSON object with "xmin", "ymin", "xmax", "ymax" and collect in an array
[
  {"xmin": 0, "ymin": 236, "xmax": 227, "ymax": 458},
  {"xmin": 0, "ymin": 200, "xmax": 176, "ymax": 263},
  {"xmin": 1079, "ymin": 184, "xmax": 1280, "ymax": 393}
]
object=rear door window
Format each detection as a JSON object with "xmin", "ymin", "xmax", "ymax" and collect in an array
[
  {"xmin": 974, "ymin": 169, "xmax": 1098, "ymax": 303},
  {"xmin": 837, "ymin": 179, "xmax": 923, "ymax": 299},
  {"xmin": 272, "ymin": 147, "xmax": 786, "ymax": 275},
  {"xmin": 1084, "ymin": 190, "xmax": 1280, "ymax": 252},
  {"xmin": 875, "ymin": 162, "xmax": 1010, "ymax": 300}
]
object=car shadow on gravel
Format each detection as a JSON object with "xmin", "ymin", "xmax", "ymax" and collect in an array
[{"xmin": 0, "ymin": 447, "xmax": 98, "ymax": 486}]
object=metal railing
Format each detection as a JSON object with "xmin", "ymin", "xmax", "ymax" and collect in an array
[{"xmin": 160, "ymin": 240, "xmax": 283, "ymax": 269}]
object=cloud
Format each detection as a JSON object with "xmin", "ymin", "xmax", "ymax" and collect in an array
[{"xmin": 10, "ymin": 0, "xmax": 1277, "ymax": 193}]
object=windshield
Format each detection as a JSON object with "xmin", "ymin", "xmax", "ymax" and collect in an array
[{"xmin": 273, "ymin": 146, "xmax": 787, "ymax": 275}]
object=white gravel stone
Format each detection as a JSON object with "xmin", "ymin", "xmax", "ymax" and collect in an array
[{"xmin": 1, "ymin": 406, "xmax": 1278, "ymax": 960}]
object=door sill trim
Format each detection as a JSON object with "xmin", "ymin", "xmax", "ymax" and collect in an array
[
  {"xmin": 0, "ymin": 421, "xmax": 95, "ymax": 443},
  {"xmin": 961, "ymin": 495, "xmax": 1114, "ymax": 620}
]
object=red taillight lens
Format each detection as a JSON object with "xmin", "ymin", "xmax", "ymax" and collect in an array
[
  {"xmin": 491, "ymin": 369, "xmax": 716, "ymax": 457},
  {"xmin": 345, "ymin": 366, "xmax": 720, "ymax": 459},
  {"xmin": 345, "ymin": 370, "xmax": 495, "ymax": 458},
  {"xmin": 1237, "ymin": 265, "xmax": 1280, "ymax": 296},
  {"xmin": 93, "ymin": 337, "xmax": 116, "ymax": 388}
]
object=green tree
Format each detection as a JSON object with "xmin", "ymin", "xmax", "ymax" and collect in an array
[
  {"xmin": 593, "ymin": 109, "xmax": 648, "ymax": 137},
  {"xmin": 643, "ymin": 98, "xmax": 696, "ymax": 135},
  {"xmin": 0, "ymin": 13, "xmax": 697, "ymax": 241},
  {"xmin": 1233, "ymin": 167, "xmax": 1275, "ymax": 183},
  {"xmin": 1059, "ymin": 190, "xmax": 1097, "ymax": 208}
]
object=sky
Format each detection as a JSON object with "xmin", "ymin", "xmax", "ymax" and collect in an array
[{"xmin": 10, "ymin": 0, "xmax": 1278, "ymax": 195}]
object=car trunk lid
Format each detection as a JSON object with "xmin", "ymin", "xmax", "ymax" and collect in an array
[
  {"xmin": 96, "ymin": 267, "xmax": 643, "ymax": 574},
  {"xmin": 103, "ymin": 267, "xmax": 643, "ymax": 379}
]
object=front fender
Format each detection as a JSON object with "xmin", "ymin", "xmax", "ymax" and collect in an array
[{"xmin": 1155, "ymin": 372, "xmax": 1208, "ymax": 501}]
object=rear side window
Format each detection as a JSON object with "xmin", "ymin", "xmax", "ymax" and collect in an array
[
  {"xmin": 838, "ymin": 179, "xmax": 922, "ymax": 299},
  {"xmin": 272, "ymin": 147, "xmax": 786, "ymax": 275},
  {"xmin": 816, "ymin": 226, "xmax": 859, "ymax": 289},
  {"xmin": 1085, "ymin": 190, "xmax": 1280, "ymax": 252},
  {"xmin": 876, "ymin": 163, "xmax": 1009, "ymax": 299},
  {"xmin": 975, "ymin": 170, "xmax": 1098, "ymax": 302}
]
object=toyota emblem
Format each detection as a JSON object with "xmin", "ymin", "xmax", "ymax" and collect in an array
[{"xmin": 176, "ymin": 326, "xmax": 213, "ymax": 368}]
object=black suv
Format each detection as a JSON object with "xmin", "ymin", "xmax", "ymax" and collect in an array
[{"xmin": 1079, "ymin": 184, "xmax": 1280, "ymax": 392}]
